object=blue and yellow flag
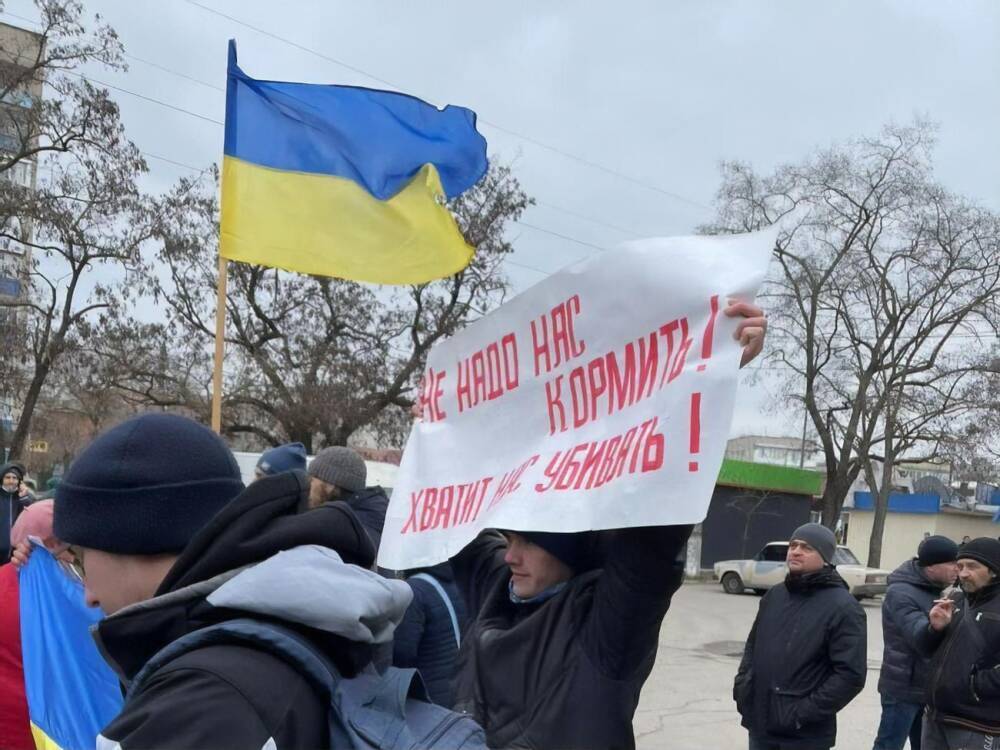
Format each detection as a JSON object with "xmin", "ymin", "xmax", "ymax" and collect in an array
[
  {"xmin": 221, "ymin": 40, "xmax": 489, "ymax": 285},
  {"xmin": 19, "ymin": 547, "xmax": 122, "ymax": 750}
]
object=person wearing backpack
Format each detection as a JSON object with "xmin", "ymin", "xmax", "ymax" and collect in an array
[
  {"xmin": 51, "ymin": 413, "xmax": 423, "ymax": 749},
  {"xmin": 393, "ymin": 562, "xmax": 469, "ymax": 706}
]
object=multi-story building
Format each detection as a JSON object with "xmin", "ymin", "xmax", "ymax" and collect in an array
[
  {"xmin": 0, "ymin": 22, "xmax": 44, "ymax": 456},
  {"xmin": 725, "ymin": 434, "xmax": 824, "ymax": 469}
]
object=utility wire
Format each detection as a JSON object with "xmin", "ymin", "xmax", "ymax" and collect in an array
[{"xmin": 180, "ymin": 0, "xmax": 710, "ymax": 212}]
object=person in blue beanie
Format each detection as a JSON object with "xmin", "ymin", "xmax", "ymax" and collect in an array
[
  {"xmin": 253, "ymin": 442, "xmax": 307, "ymax": 481},
  {"xmin": 52, "ymin": 412, "xmax": 410, "ymax": 749}
]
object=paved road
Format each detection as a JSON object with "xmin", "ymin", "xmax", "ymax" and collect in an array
[{"xmin": 636, "ymin": 581, "xmax": 888, "ymax": 750}]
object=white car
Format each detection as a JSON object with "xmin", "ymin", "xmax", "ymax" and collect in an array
[{"xmin": 713, "ymin": 541, "xmax": 891, "ymax": 599}]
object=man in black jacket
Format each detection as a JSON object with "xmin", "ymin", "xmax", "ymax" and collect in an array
[
  {"xmin": 308, "ymin": 445, "xmax": 390, "ymax": 551},
  {"xmin": 735, "ymin": 523, "xmax": 867, "ymax": 750},
  {"xmin": 453, "ymin": 525, "xmax": 691, "ymax": 750},
  {"xmin": 917, "ymin": 537, "xmax": 1000, "ymax": 749},
  {"xmin": 53, "ymin": 413, "xmax": 411, "ymax": 749},
  {"xmin": 449, "ymin": 300, "xmax": 767, "ymax": 750},
  {"xmin": 873, "ymin": 535, "xmax": 958, "ymax": 750}
]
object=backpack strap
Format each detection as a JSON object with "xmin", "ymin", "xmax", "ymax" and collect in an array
[
  {"xmin": 410, "ymin": 573, "xmax": 461, "ymax": 649},
  {"xmin": 126, "ymin": 618, "xmax": 434, "ymax": 749}
]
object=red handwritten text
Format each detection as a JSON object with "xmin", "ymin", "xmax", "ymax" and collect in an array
[
  {"xmin": 534, "ymin": 417, "xmax": 665, "ymax": 493},
  {"xmin": 401, "ymin": 477, "xmax": 494, "ymax": 534},
  {"xmin": 456, "ymin": 333, "xmax": 520, "ymax": 413},
  {"xmin": 545, "ymin": 317, "xmax": 692, "ymax": 434},
  {"xmin": 531, "ymin": 295, "xmax": 586, "ymax": 376}
]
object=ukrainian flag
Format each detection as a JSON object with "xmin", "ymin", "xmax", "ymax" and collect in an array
[
  {"xmin": 20, "ymin": 546, "xmax": 122, "ymax": 750},
  {"xmin": 221, "ymin": 40, "xmax": 489, "ymax": 285}
]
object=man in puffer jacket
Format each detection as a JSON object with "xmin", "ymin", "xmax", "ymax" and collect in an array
[
  {"xmin": 873, "ymin": 535, "xmax": 958, "ymax": 750},
  {"xmin": 393, "ymin": 561, "xmax": 469, "ymax": 707},
  {"xmin": 917, "ymin": 537, "xmax": 1000, "ymax": 749},
  {"xmin": 735, "ymin": 523, "xmax": 867, "ymax": 750},
  {"xmin": 53, "ymin": 413, "xmax": 412, "ymax": 749}
]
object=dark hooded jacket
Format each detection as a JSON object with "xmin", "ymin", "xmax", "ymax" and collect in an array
[
  {"xmin": 877, "ymin": 558, "xmax": 945, "ymax": 704},
  {"xmin": 94, "ymin": 471, "xmax": 412, "ymax": 750},
  {"xmin": 917, "ymin": 579, "xmax": 1000, "ymax": 734},
  {"xmin": 341, "ymin": 485, "xmax": 390, "ymax": 552},
  {"xmin": 452, "ymin": 524, "xmax": 692, "ymax": 750},
  {"xmin": 393, "ymin": 562, "xmax": 469, "ymax": 707},
  {"xmin": 0, "ymin": 462, "xmax": 28, "ymax": 562},
  {"xmin": 735, "ymin": 567, "xmax": 867, "ymax": 749}
]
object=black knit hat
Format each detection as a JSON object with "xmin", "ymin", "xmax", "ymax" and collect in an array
[
  {"xmin": 957, "ymin": 537, "xmax": 1000, "ymax": 576},
  {"xmin": 918, "ymin": 535, "xmax": 959, "ymax": 567},
  {"xmin": 520, "ymin": 531, "xmax": 596, "ymax": 573},
  {"xmin": 54, "ymin": 413, "xmax": 244, "ymax": 555}
]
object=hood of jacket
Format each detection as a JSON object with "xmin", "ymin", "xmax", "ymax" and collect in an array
[
  {"xmin": 0, "ymin": 461, "xmax": 25, "ymax": 501},
  {"xmin": 94, "ymin": 471, "xmax": 411, "ymax": 682},
  {"xmin": 887, "ymin": 558, "xmax": 940, "ymax": 591}
]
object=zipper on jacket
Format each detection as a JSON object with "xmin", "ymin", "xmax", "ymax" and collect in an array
[{"xmin": 928, "ymin": 612, "xmax": 962, "ymax": 713}]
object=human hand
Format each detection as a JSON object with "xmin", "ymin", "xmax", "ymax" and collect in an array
[
  {"xmin": 725, "ymin": 300, "xmax": 767, "ymax": 367},
  {"xmin": 928, "ymin": 598, "xmax": 954, "ymax": 631},
  {"xmin": 11, "ymin": 541, "xmax": 32, "ymax": 570}
]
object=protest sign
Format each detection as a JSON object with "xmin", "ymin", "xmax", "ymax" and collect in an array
[{"xmin": 378, "ymin": 228, "xmax": 776, "ymax": 570}]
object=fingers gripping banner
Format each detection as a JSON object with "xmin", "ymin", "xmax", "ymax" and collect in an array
[{"xmin": 378, "ymin": 228, "xmax": 776, "ymax": 570}]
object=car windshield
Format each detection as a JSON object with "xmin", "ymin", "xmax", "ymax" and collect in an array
[{"xmin": 833, "ymin": 548, "xmax": 861, "ymax": 565}]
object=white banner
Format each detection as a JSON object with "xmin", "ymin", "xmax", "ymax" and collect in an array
[{"xmin": 377, "ymin": 228, "xmax": 776, "ymax": 570}]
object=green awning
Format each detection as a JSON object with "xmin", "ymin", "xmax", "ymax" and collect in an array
[{"xmin": 717, "ymin": 458, "xmax": 825, "ymax": 497}]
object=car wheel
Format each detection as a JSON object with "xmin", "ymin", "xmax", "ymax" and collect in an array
[
  {"xmin": 721, "ymin": 572, "xmax": 745, "ymax": 595},
  {"xmin": 752, "ymin": 588, "xmax": 766, "ymax": 596}
]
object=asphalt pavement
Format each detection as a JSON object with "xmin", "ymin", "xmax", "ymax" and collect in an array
[{"xmin": 635, "ymin": 581, "xmax": 888, "ymax": 750}]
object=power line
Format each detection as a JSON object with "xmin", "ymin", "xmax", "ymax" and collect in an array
[
  {"xmin": 180, "ymin": 0, "xmax": 710, "ymax": 212},
  {"xmin": 514, "ymin": 220, "xmax": 609, "ymax": 254},
  {"xmin": 126, "ymin": 53, "xmax": 225, "ymax": 93},
  {"xmin": 534, "ymin": 199, "xmax": 642, "ymax": 239},
  {"xmin": 71, "ymin": 71, "xmax": 224, "ymax": 125},
  {"xmin": 1, "ymin": 8, "xmax": 650, "ymax": 261}
]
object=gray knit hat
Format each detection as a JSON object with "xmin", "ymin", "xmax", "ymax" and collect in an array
[
  {"xmin": 308, "ymin": 447, "xmax": 367, "ymax": 493},
  {"xmin": 790, "ymin": 523, "xmax": 837, "ymax": 565}
]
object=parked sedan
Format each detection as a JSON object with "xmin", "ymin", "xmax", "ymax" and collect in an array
[{"xmin": 713, "ymin": 541, "xmax": 890, "ymax": 599}]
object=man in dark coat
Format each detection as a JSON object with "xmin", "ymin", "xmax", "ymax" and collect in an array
[
  {"xmin": 873, "ymin": 535, "xmax": 958, "ymax": 750},
  {"xmin": 452, "ymin": 524, "xmax": 691, "ymax": 750},
  {"xmin": 53, "ymin": 413, "xmax": 411, "ymax": 749},
  {"xmin": 735, "ymin": 523, "xmax": 867, "ymax": 750},
  {"xmin": 307, "ymin": 445, "xmax": 389, "ymax": 551},
  {"xmin": 917, "ymin": 537, "xmax": 1000, "ymax": 749},
  {"xmin": 393, "ymin": 561, "xmax": 469, "ymax": 707},
  {"xmin": 1, "ymin": 462, "xmax": 29, "ymax": 561},
  {"xmin": 253, "ymin": 441, "xmax": 307, "ymax": 480}
]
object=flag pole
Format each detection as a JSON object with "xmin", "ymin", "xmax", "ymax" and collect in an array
[{"xmin": 211, "ymin": 253, "xmax": 228, "ymax": 434}]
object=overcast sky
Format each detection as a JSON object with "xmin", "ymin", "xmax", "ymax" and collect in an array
[{"xmin": 5, "ymin": 0, "xmax": 998, "ymax": 440}]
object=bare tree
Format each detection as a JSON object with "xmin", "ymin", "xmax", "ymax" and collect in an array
[
  {"xmin": 1, "ymin": 138, "xmax": 153, "ymax": 458},
  {"xmin": 0, "ymin": 0, "xmax": 125, "ymax": 176},
  {"xmin": 131, "ymin": 162, "xmax": 533, "ymax": 452},
  {"xmin": 946, "ymin": 349, "xmax": 1000, "ymax": 481},
  {"xmin": 726, "ymin": 490, "xmax": 784, "ymax": 559},
  {"xmin": 703, "ymin": 120, "xmax": 1000, "ymax": 543},
  {"xmin": 0, "ymin": 0, "xmax": 126, "ymax": 456}
]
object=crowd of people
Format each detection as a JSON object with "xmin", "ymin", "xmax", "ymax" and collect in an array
[
  {"xmin": 0, "ymin": 300, "xmax": 996, "ymax": 750},
  {"xmin": 735, "ymin": 525, "xmax": 1000, "ymax": 750}
]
